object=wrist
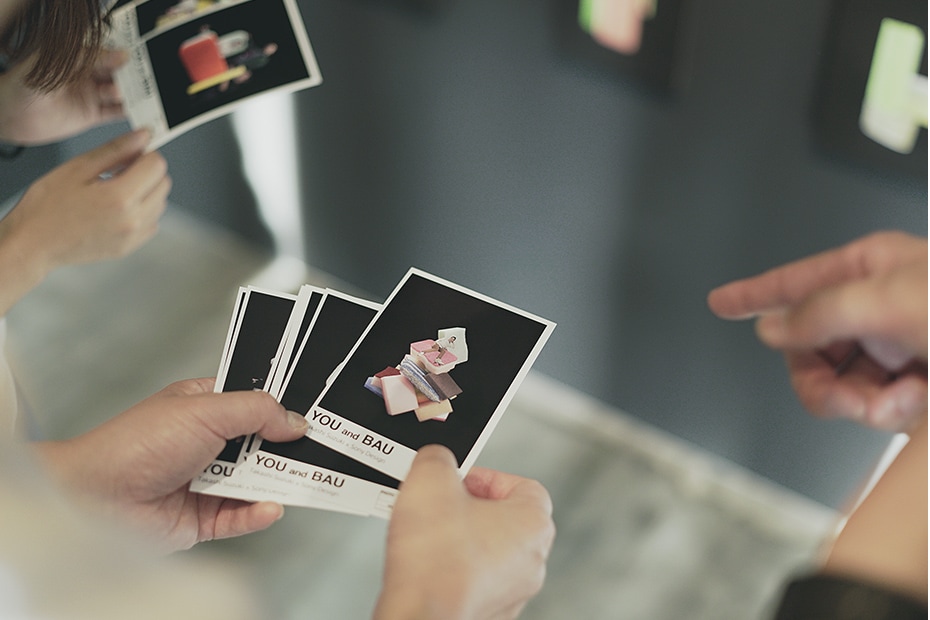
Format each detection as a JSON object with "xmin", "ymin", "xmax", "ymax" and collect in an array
[
  {"xmin": 373, "ymin": 583, "xmax": 472, "ymax": 620},
  {"xmin": 0, "ymin": 208, "xmax": 57, "ymax": 310}
]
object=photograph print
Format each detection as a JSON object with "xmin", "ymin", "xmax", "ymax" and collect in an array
[
  {"xmin": 142, "ymin": 0, "xmax": 320, "ymax": 130},
  {"xmin": 311, "ymin": 269, "xmax": 555, "ymax": 479}
]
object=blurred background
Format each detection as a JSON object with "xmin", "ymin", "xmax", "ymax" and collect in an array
[{"xmin": 1, "ymin": 0, "xmax": 926, "ymax": 618}]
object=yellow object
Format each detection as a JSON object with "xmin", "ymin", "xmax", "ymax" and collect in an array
[{"xmin": 186, "ymin": 65, "xmax": 247, "ymax": 95}]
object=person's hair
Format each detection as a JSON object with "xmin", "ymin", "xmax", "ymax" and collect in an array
[{"xmin": 1, "ymin": 0, "xmax": 106, "ymax": 92}]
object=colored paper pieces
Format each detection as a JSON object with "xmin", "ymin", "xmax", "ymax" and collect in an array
[{"xmin": 365, "ymin": 328, "xmax": 467, "ymax": 422}]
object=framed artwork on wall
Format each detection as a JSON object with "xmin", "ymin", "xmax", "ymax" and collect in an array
[
  {"xmin": 813, "ymin": 0, "xmax": 927, "ymax": 178},
  {"xmin": 554, "ymin": 0, "xmax": 689, "ymax": 94}
]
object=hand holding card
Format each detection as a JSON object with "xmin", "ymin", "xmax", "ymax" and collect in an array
[
  {"xmin": 36, "ymin": 377, "xmax": 307, "ymax": 552},
  {"xmin": 190, "ymin": 268, "xmax": 555, "ymax": 518},
  {"xmin": 375, "ymin": 445, "xmax": 555, "ymax": 620}
]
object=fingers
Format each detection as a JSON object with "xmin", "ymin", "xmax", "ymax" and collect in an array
[
  {"xmin": 401, "ymin": 444, "xmax": 462, "ymax": 498},
  {"xmin": 754, "ymin": 279, "xmax": 885, "ymax": 350},
  {"xmin": 160, "ymin": 377, "xmax": 216, "ymax": 396},
  {"xmin": 91, "ymin": 50, "xmax": 126, "ymax": 123},
  {"xmin": 785, "ymin": 350, "xmax": 927, "ymax": 431},
  {"xmin": 707, "ymin": 232, "xmax": 923, "ymax": 320},
  {"xmin": 92, "ymin": 48, "xmax": 130, "ymax": 76},
  {"xmin": 755, "ymin": 275, "xmax": 925, "ymax": 368},
  {"xmin": 464, "ymin": 466, "xmax": 554, "ymax": 514},
  {"xmin": 73, "ymin": 129, "xmax": 152, "ymax": 179},
  {"xmin": 865, "ymin": 375, "xmax": 928, "ymax": 432},
  {"xmin": 209, "ymin": 499, "xmax": 286, "ymax": 543},
  {"xmin": 785, "ymin": 350, "xmax": 870, "ymax": 421},
  {"xmin": 707, "ymin": 243, "xmax": 862, "ymax": 319},
  {"xmin": 181, "ymin": 388, "xmax": 309, "ymax": 444}
]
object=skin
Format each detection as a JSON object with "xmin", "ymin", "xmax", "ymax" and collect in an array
[
  {"xmin": 708, "ymin": 231, "xmax": 927, "ymax": 432},
  {"xmin": 0, "ymin": 128, "xmax": 171, "ymax": 317},
  {"xmin": 0, "ymin": 48, "xmax": 127, "ymax": 145},
  {"xmin": 822, "ymin": 416, "xmax": 927, "ymax": 603},
  {"xmin": 708, "ymin": 230, "xmax": 927, "ymax": 604},
  {"xmin": 375, "ymin": 445, "xmax": 556, "ymax": 620},
  {"xmin": 34, "ymin": 378, "xmax": 310, "ymax": 551}
]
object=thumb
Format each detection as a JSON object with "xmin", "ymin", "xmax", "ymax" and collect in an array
[
  {"xmin": 74, "ymin": 129, "xmax": 151, "ymax": 179},
  {"xmin": 183, "ymin": 389, "xmax": 309, "ymax": 445},
  {"xmin": 401, "ymin": 444, "xmax": 462, "ymax": 494}
]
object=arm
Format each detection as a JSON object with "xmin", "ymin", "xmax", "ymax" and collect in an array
[
  {"xmin": 0, "ymin": 129, "xmax": 170, "ymax": 316},
  {"xmin": 821, "ymin": 416, "xmax": 928, "ymax": 602},
  {"xmin": 708, "ymin": 231, "xmax": 927, "ymax": 431},
  {"xmin": 375, "ymin": 445, "xmax": 555, "ymax": 620},
  {"xmin": 34, "ymin": 378, "xmax": 310, "ymax": 551}
]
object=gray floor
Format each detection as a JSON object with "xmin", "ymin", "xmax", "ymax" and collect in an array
[{"xmin": 7, "ymin": 208, "xmax": 837, "ymax": 619}]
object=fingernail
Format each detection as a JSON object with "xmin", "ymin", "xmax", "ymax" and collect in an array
[
  {"xmin": 286, "ymin": 410, "xmax": 308, "ymax": 431},
  {"xmin": 755, "ymin": 313, "xmax": 787, "ymax": 344}
]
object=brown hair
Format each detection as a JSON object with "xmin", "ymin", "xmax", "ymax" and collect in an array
[{"xmin": 1, "ymin": 0, "xmax": 106, "ymax": 92}]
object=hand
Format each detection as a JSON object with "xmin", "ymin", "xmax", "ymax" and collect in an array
[
  {"xmin": 375, "ymin": 446, "xmax": 555, "ymax": 620},
  {"xmin": 0, "ymin": 48, "xmax": 126, "ymax": 145},
  {"xmin": 708, "ymin": 231, "xmax": 927, "ymax": 432},
  {"xmin": 0, "ymin": 129, "xmax": 171, "ymax": 316},
  {"xmin": 35, "ymin": 378, "xmax": 310, "ymax": 551}
]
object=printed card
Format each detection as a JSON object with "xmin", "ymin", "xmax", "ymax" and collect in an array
[
  {"xmin": 306, "ymin": 269, "xmax": 556, "ymax": 481},
  {"xmin": 190, "ymin": 269, "xmax": 555, "ymax": 518},
  {"xmin": 191, "ymin": 287, "xmax": 301, "ymax": 493},
  {"xmin": 108, "ymin": 0, "xmax": 322, "ymax": 149},
  {"xmin": 238, "ymin": 290, "xmax": 403, "ymax": 517}
]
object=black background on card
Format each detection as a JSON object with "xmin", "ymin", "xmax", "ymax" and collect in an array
[
  {"xmin": 279, "ymin": 295, "xmax": 378, "ymax": 415},
  {"xmin": 260, "ymin": 296, "xmax": 401, "ymax": 489},
  {"xmin": 317, "ymin": 273, "xmax": 549, "ymax": 464},
  {"xmin": 279, "ymin": 290, "xmax": 324, "ymax": 382},
  {"xmin": 216, "ymin": 291, "xmax": 296, "ymax": 463},
  {"xmin": 143, "ymin": 0, "xmax": 311, "ymax": 129}
]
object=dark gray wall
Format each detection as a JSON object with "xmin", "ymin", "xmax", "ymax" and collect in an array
[{"xmin": 2, "ymin": 0, "xmax": 924, "ymax": 508}]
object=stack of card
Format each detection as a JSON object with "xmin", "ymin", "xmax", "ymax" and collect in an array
[{"xmin": 190, "ymin": 268, "xmax": 555, "ymax": 518}]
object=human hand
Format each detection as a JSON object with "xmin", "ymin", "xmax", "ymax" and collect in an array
[
  {"xmin": 0, "ymin": 128, "xmax": 170, "ymax": 315},
  {"xmin": 35, "ymin": 378, "xmax": 310, "ymax": 551},
  {"xmin": 707, "ymin": 231, "xmax": 927, "ymax": 432},
  {"xmin": 0, "ymin": 48, "xmax": 126, "ymax": 145},
  {"xmin": 375, "ymin": 446, "xmax": 555, "ymax": 620}
]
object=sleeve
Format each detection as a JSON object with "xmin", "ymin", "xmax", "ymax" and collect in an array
[{"xmin": 772, "ymin": 573, "xmax": 927, "ymax": 620}]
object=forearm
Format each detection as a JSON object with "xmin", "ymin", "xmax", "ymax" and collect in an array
[
  {"xmin": 821, "ymin": 415, "xmax": 928, "ymax": 602},
  {"xmin": 0, "ymin": 212, "xmax": 55, "ymax": 317}
]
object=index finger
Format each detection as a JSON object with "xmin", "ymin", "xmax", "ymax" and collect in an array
[
  {"xmin": 73, "ymin": 129, "xmax": 151, "ymax": 179},
  {"xmin": 106, "ymin": 149, "xmax": 169, "ymax": 204},
  {"xmin": 707, "ymin": 232, "xmax": 921, "ymax": 319},
  {"xmin": 464, "ymin": 466, "xmax": 553, "ymax": 514}
]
